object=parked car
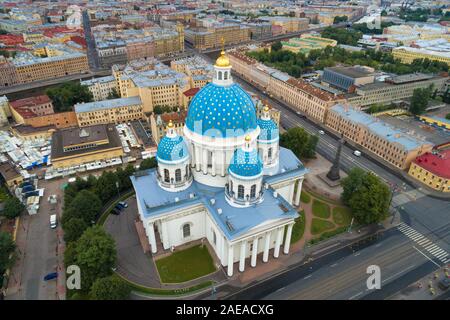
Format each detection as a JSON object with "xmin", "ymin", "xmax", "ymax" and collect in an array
[
  {"xmin": 50, "ymin": 214, "xmax": 57, "ymax": 229},
  {"xmin": 353, "ymin": 150, "xmax": 362, "ymax": 157},
  {"xmin": 114, "ymin": 204, "xmax": 124, "ymax": 211},
  {"xmin": 118, "ymin": 201, "xmax": 128, "ymax": 208},
  {"xmin": 111, "ymin": 208, "xmax": 121, "ymax": 215},
  {"xmin": 438, "ymin": 278, "xmax": 450, "ymax": 291},
  {"xmin": 318, "ymin": 130, "xmax": 325, "ymax": 135},
  {"xmin": 43, "ymin": 272, "xmax": 58, "ymax": 281}
]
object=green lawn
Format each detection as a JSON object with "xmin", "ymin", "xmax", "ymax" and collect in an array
[
  {"xmin": 155, "ymin": 245, "xmax": 216, "ymax": 283},
  {"xmin": 312, "ymin": 199, "xmax": 331, "ymax": 219},
  {"xmin": 291, "ymin": 212, "xmax": 306, "ymax": 244},
  {"xmin": 0, "ymin": 186, "xmax": 10, "ymax": 202},
  {"xmin": 332, "ymin": 207, "xmax": 353, "ymax": 226},
  {"xmin": 300, "ymin": 192, "xmax": 311, "ymax": 204},
  {"xmin": 311, "ymin": 218, "xmax": 335, "ymax": 235}
]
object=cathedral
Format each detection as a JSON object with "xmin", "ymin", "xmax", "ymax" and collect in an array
[{"xmin": 131, "ymin": 50, "xmax": 308, "ymax": 276}]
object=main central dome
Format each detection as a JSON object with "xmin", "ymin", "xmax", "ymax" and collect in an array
[{"xmin": 185, "ymin": 82, "xmax": 258, "ymax": 138}]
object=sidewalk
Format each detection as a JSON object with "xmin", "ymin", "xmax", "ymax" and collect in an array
[{"xmin": 389, "ymin": 266, "xmax": 450, "ymax": 300}]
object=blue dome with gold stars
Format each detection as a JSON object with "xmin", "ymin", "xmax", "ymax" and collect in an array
[
  {"xmin": 186, "ymin": 83, "xmax": 258, "ymax": 138},
  {"xmin": 156, "ymin": 135, "xmax": 189, "ymax": 163},
  {"xmin": 228, "ymin": 147, "xmax": 263, "ymax": 178},
  {"xmin": 257, "ymin": 118, "xmax": 279, "ymax": 141}
]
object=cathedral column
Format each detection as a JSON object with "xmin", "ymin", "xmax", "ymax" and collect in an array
[
  {"xmin": 262, "ymin": 232, "xmax": 271, "ymax": 263},
  {"xmin": 221, "ymin": 150, "xmax": 226, "ymax": 177},
  {"xmin": 195, "ymin": 145, "xmax": 201, "ymax": 172},
  {"xmin": 274, "ymin": 227, "xmax": 283, "ymax": 258},
  {"xmin": 211, "ymin": 150, "xmax": 216, "ymax": 176},
  {"xmin": 283, "ymin": 223, "xmax": 294, "ymax": 255},
  {"xmin": 161, "ymin": 220, "xmax": 169, "ymax": 250},
  {"xmin": 148, "ymin": 222, "xmax": 157, "ymax": 254},
  {"xmin": 190, "ymin": 143, "xmax": 195, "ymax": 168},
  {"xmin": 294, "ymin": 178, "xmax": 303, "ymax": 207},
  {"xmin": 202, "ymin": 148, "xmax": 208, "ymax": 174},
  {"xmin": 227, "ymin": 245, "xmax": 234, "ymax": 277},
  {"xmin": 239, "ymin": 241, "xmax": 246, "ymax": 272},
  {"xmin": 250, "ymin": 237, "xmax": 258, "ymax": 267}
]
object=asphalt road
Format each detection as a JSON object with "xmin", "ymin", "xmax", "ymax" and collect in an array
[{"xmin": 82, "ymin": 10, "xmax": 100, "ymax": 70}]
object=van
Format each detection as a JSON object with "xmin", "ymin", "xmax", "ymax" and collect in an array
[
  {"xmin": 50, "ymin": 214, "xmax": 57, "ymax": 229},
  {"xmin": 353, "ymin": 150, "xmax": 362, "ymax": 157}
]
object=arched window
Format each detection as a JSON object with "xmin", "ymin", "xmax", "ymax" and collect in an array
[
  {"xmin": 212, "ymin": 230, "xmax": 217, "ymax": 245},
  {"xmin": 164, "ymin": 169, "xmax": 170, "ymax": 182},
  {"xmin": 250, "ymin": 184, "xmax": 256, "ymax": 198},
  {"xmin": 268, "ymin": 147, "xmax": 273, "ymax": 159},
  {"xmin": 230, "ymin": 180, "xmax": 233, "ymax": 193},
  {"xmin": 185, "ymin": 164, "xmax": 189, "ymax": 177},
  {"xmin": 175, "ymin": 169, "xmax": 181, "ymax": 182},
  {"xmin": 238, "ymin": 185, "xmax": 244, "ymax": 199},
  {"xmin": 224, "ymin": 71, "xmax": 228, "ymax": 80},
  {"xmin": 183, "ymin": 223, "xmax": 190, "ymax": 238},
  {"xmin": 218, "ymin": 71, "xmax": 222, "ymax": 80}
]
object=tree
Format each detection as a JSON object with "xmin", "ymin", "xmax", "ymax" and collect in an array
[
  {"xmin": 333, "ymin": 16, "xmax": 348, "ymax": 24},
  {"xmin": 63, "ymin": 217, "xmax": 89, "ymax": 243},
  {"xmin": 0, "ymin": 232, "xmax": 16, "ymax": 274},
  {"xmin": 341, "ymin": 169, "xmax": 390, "ymax": 225},
  {"xmin": 446, "ymin": 113, "xmax": 450, "ymax": 120},
  {"xmin": 2, "ymin": 197, "xmax": 25, "ymax": 219},
  {"xmin": 409, "ymin": 87, "xmax": 431, "ymax": 115},
  {"xmin": 107, "ymin": 88, "xmax": 120, "ymax": 100},
  {"xmin": 46, "ymin": 82, "xmax": 93, "ymax": 112},
  {"xmin": 90, "ymin": 276, "xmax": 131, "ymax": 300},
  {"xmin": 94, "ymin": 171, "xmax": 120, "ymax": 203},
  {"xmin": 139, "ymin": 157, "xmax": 157, "ymax": 170},
  {"xmin": 280, "ymin": 127, "xmax": 317, "ymax": 159},
  {"xmin": 67, "ymin": 226, "xmax": 116, "ymax": 292},
  {"xmin": 63, "ymin": 190, "xmax": 102, "ymax": 225},
  {"xmin": 271, "ymin": 41, "xmax": 282, "ymax": 51}
]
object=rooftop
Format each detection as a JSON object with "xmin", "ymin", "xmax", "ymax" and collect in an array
[
  {"xmin": 131, "ymin": 147, "xmax": 306, "ymax": 240},
  {"xmin": 324, "ymin": 66, "xmax": 374, "ymax": 79},
  {"xmin": 331, "ymin": 104, "xmax": 432, "ymax": 151},
  {"xmin": 74, "ymin": 96, "xmax": 142, "ymax": 113},
  {"xmin": 413, "ymin": 148, "xmax": 450, "ymax": 179}
]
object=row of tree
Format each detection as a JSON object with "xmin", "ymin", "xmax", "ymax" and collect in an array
[
  {"xmin": 280, "ymin": 127, "xmax": 318, "ymax": 160},
  {"xmin": 46, "ymin": 82, "xmax": 93, "ymax": 113},
  {"xmin": 62, "ymin": 158, "xmax": 157, "ymax": 299}
]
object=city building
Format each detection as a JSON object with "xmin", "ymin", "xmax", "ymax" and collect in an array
[
  {"xmin": 408, "ymin": 143, "xmax": 450, "ymax": 192},
  {"xmin": 392, "ymin": 40, "xmax": 450, "ymax": 66},
  {"xmin": 131, "ymin": 51, "xmax": 307, "ymax": 277},
  {"xmin": 10, "ymin": 95, "xmax": 54, "ymax": 125},
  {"xmin": 170, "ymin": 56, "xmax": 214, "ymax": 89},
  {"xmin": 0, "ymin": 162, "xmax": 23, "ymax": 188},
  {"xmin": 326, "ymin": 104, "xmax": 433, "ymax": 170},
  {"xmin": 50, "ymin": 124, "xmax": 124, "ymax": 169},
  {"xmin": 347, "ymin": 73, "xmax": 448, "ymax": 108},
  {"xmin": 0, "ymin": 95, "xmax": 10, "ymax": 126},
  {"xmin": 150, "ymin": 110, "xmax": 187, "ymax": 144},
  {"xmin": 281, "ymin": 35, "xmax": 337, "ymax": 55},
  {"xmin": 185, "ymin": 23, "xmax": 251, "ymax": 50},
  {"xmin": 259, "ymin": 16, "xmax": 309, "ymax": 34},
  {"xmin": 81, "ymin": 76, "xmax": 118, "ymax": 101},
  {"xmin": 322, "ymin": 66, "xmax": 375, "ymax": 93},
  {"xmin": 418, "ymin": 115, "xmax": 450, "ymax": 130},
  {"xmin": 243, "ymin": 21, "xmax": 272, "ymax": 40},
  {"xmin": 0, "ymin": 56, "xmax": 19, "ymax": 88},
  {"xmin": 75, "ymin": 96, "xmax": 143, "ymax": 127}
]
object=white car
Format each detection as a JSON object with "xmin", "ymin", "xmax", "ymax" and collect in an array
[
  {"xmin": 353, "ymin": 150, "xmax": 362, "ymax": 157},
  {"xmin": 318, "ymin": 130, "xmax": 325, "ymax": 135},
  {"xmin": 50, "ymin": 214, "xmax": 57, "ymax": 229}
]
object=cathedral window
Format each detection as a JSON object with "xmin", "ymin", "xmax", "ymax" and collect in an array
[
  {"xmin": 250, "ymin": 184, "xmax": 256, "ymax": 198},
  {"xmin": 183, "ymin": 223, "xmax": 191, "ymax": 238},
  {"xmin": 268, "ymin": 147, "xmax": 273, "ymax": 159},
  {"xmin": 164, "ymin": 169, "xmax": 170, "ymax": 182},
  {"xmin": 218, "ymin": 71, "xmax": 222, "ymax": 80},
  {"xmin": 224, "ymin": 71, "xmax": 228, "ymax": 80},
  {"xmin": 238, "ymin": 185, "xmax": 244, "ymax": 199},
  {"xmin": 175, "ymin": 169, "xmax": 181, "ymax": 182}
]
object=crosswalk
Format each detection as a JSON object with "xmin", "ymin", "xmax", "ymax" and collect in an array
[{"xmin": 397, "ymin": 222, "xmax": 449, "ymax": 264}]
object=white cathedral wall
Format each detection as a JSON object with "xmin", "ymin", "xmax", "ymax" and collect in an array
[
  {"xmin": 164, "ymin": 210, "xmax": 206, "ymax": 247},
  {"xmin": 273, "ymin": 181, "xmax": 295, "ymax": 205}
]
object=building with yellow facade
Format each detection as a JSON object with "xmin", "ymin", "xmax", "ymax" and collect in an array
[
  {"xmin": 184, "ymin": 23, "xmax": 251, "ymax": 50},
  {"xmin": 408, "ymin": 143, "xmax": 450, "ymax": 192},
  {"xmin": 50, "ymin": 124, "xmax": 124, "ymax": 169},
  {"xmin": 392, "ymin": 42, "xmax": 450, "ymax": 67},
  {"xmin": 326, "ymin": 104, "xmax": 433, "ymax": 170}
]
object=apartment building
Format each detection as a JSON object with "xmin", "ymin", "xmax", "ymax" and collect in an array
[
  {"xmin": 10, "ymin": 95, "xmax": 54, "ymax": 124},
  {"xmin": 408, "ymin": 143, "xmax": 450, "ymax": 193},
  {"xmin": 150, "ymin": 110, "xmax": 187, "ymax": 144},
  {"xmin": 81, "ymin": 76, "xmax": 118, "ymax": 101},
  {"xmin": 259, "ymin": 16, "xmax": 309, "ymax": 34},
  {"xmin": 0, "ymin": 56, "xmax": 19, "ymax": 88},
  {"xmin": 228, "ymin": 49, "xmax": 343, "ymax": 123},
  {"xmin": 170, "ymin": 56, "xmax": 213, "ymax": 89},
  {"xmin": 74, "ymin": 96, "xmax": 143, "ymax": 127},
  {"xmin": 0, "ymin": 96, "xmax": 10, "ymax": 126},
  {"xmin": 184, "ymin": 23, "xmax": 250, "ymax": 50},
  {"xmin": 392, "ymin": 45, "xmax": 450, "ymax": 67},
  {"xmin": 326, "ymin": 104, "xmax": 433, "ymax": 170},
  {"xmin": 347, "ymin": 73, "xmax": 448, "ymax": 108}
]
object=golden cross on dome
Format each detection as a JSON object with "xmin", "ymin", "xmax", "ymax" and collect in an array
[{"xmin": 221, "ymin": 37, "xmax": 225, "ymax": 52}]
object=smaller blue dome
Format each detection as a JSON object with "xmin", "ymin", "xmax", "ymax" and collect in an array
[
  {"xmin": 157, "ymin": 135, "xmax": 189, "ymax": 163},
  {"xmin": 228, "ymin": 148, "xmax": 263, "ymax": 178},
  {"xmin": 257, "ymin": 118, "xmax": 279, "ymax": 141}
]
